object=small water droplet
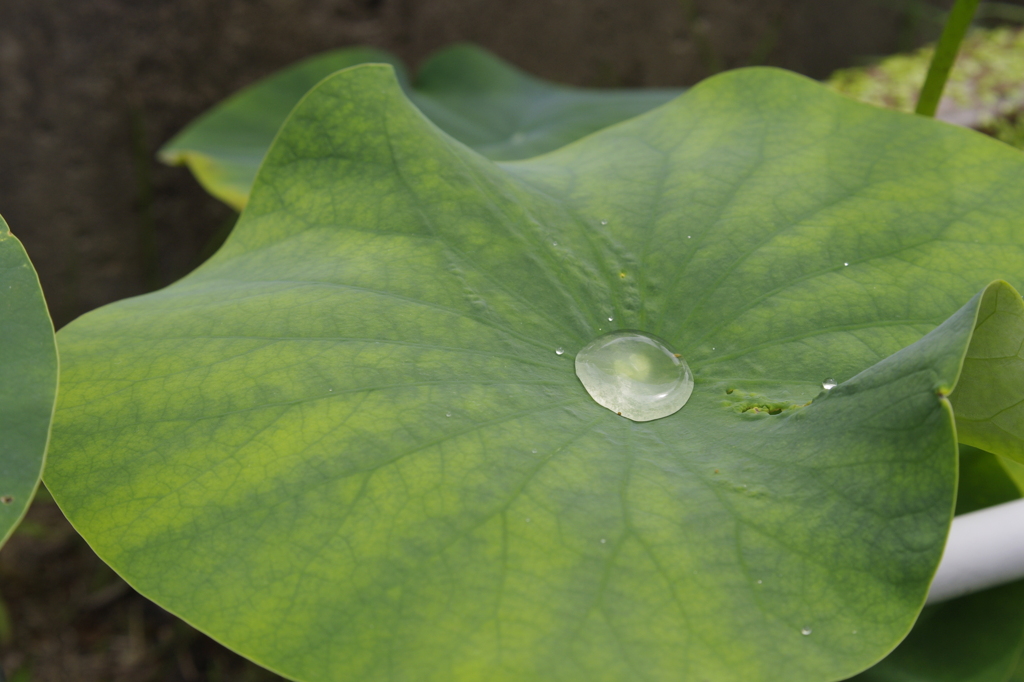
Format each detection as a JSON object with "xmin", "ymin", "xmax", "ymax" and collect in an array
[
  {"xmin": 600, "ymin": 220, "xmax": 608, "ymax": 225},
  {"xmin": 756, "ymin": 580, "xmax": 762, "ymax": 584},
  {"xmin": 552, "ymin": 240, "xmax": 558, "ymax": 246},
  {"xmin": 687, "ymin": 235, "xmax": 692, "ymax": 239},
  {"xmin": 844, "ymin": 262, "xmax": 849, "ymax": 267},
  {"xmin": 445, "ymin": 411, "xmax": 452, "ymax": 417},
  {"xmin": 600, "ymin": 538, "xmax": 607, "ymax": 544},
  {"xmin": 822, "ymin": 378, "xmax": 838, "ymax": 390},
  {"xmin": 607, "ymin": 317, "xmax": 613, "ymax": 322},
  {"xmin": 712, "ymin": 347, "xmax": 715, "ymax": 351},
  {"xmin": 801, "ymin": 627, "xmax": 812, "ymax": 636},
  {"xmin": 575, "ymin": 330, "xmax": 694, "ymax": 421},
  {"xmin": 555, "ymin": 347, "xmax": 565, "ymax": 356},
  {"xmin": 531, "ymin": 449, "xmax": 538, "ymax": 454},
  {"xmin": 852, "ymin": 630, "xmax": 858, "ymax": 635},
  {"xmin": 328, "ymin": 388, "xmax": 333, "ymax": 392},
  {"xmin": 525, "ymin": 517, "xmax": 531, "ymax": 523}
]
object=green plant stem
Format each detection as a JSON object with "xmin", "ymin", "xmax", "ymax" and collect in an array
[{"xmin": 915, "ymin": 0, "xmax": 980, "ymax": 117}]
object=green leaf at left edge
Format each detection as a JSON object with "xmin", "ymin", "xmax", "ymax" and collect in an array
[
  {"xmin": 849, "ymin": 445, "xmax": 1024, "ymax": 682},
  {"xmin": 158, "ymin": 43, "xmax": 681, "ymax": 210},
  {"xmin": 0, "ymin": 214, "xmax": 58, "ymax": 549},
  {"xmin": 46, "ymin": 66, "xmax": 1024, "ymax": 682}
]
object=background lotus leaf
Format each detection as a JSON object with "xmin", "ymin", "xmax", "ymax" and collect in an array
[
  {"xmin": 158, "ymin": 44, "xmax": 680, "ymax": 209},
  {"xmin": 47, "ymin": 66, "xmax": 1024, "ymax": 681},
  {"xmin": 0, "ymin": 214, "xmax": 58, "ymax": 549}
]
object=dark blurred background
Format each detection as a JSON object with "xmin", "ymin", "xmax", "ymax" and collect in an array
[{"xmin": 0, "ymin": 0, "xmax": 961, "ymax": 679}]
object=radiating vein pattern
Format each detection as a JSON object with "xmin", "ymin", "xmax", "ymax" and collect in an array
[{"xmin": 47, "ymin": 66, "xmax": 1024, "ymax": 682}]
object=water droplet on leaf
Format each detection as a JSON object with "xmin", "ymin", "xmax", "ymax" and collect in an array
[
  {"xmin": 607, "ymin": 317, "xmax": 613, "ymax": 322},
  {"xmin": 600, "ymin": 538, "xmax": 607, "ymax": 544},
  {"xmin": 822, "ymin": 378, "xmax": 837, "ymax": 390},
  {"xmin": 445, "ymin": 411, "xmax": 452, "ymax": 417},
  {"xmin": 575, "ymin": 330, "xmax": 694, "ymax": 422},
  {"xmin": 555, "ymin": 347, "xmax": 565, "ymax": 356},
  {"xmin": 844, "ymin": 262, "xmax": 849, "ymax": 267},
  {"xmin": 552, "ymin": 240, "xmax": 558, "ymax": 246},
  {"xmin": 801, "ymin": 627, "xmax": 812, "ymax": 636},
  {"xmin": 600, "ymin": 220, "xmax": 608, "ymax": 225}
]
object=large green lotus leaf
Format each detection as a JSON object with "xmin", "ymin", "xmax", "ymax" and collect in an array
[
  {"xmin": 158, "ymin": 44, "xmax": 680, "ymax": 210},
  {"xmin": 47, "ymin": 66, "xmax": 1024, "ymax": 682},
  {"xmin": 849, "ymin": 445, "xmax": 1024, "ymax": 682},
  {"xmin": 0, "ymin": 214, "xmax": 58, "ymax": 549}
]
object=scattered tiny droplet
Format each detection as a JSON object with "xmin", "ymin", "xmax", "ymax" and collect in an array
[
  {"xmin": 555, "ymin": 347, "xmax": 565, "ymax": 356},
  {"xmin": 445, "ymin": 411, "xmax": 452, "ymax": 417},
  {"xmin": 607, "ymin": 317, "xmax": 613, "ymax": 322},
  {"xmin": 687, "ymin": 235, "xmax": 692, "ymax": 239},
  {"xmin": 822, "ymin": 378, "xmax": 838, "ymax": 390},
  {"xmin": 600, "ymin": 220, "xmax": 608, "ymax": 225},
  {"xmin": 844, "ymin": 262, "xmax": 849, "ymax": 267},
  {"xmin": 525, "ymin": 517, "xmax": 531, "ymax": 523},
  {"xmin": 600, "ymin": 538, "xmax": 607, "ymax": 544},
  {"xmin": 801, "ymin": 628, "xmax": 812, "ymax": 636},
  {"xmin": 531, "ymin": 449, "xmax": 538, "ymax": 454},
  {"xmin": 756, "ymin": 579, "xmax": 762, "ymax": 584}
]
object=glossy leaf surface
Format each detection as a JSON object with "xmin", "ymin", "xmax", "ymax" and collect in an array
[
  {"xmin": 0, "ymin": 214, "xmax": 58, "ymax": 549},
  {"xmin": 49, "ymin": 67, "xmax": 1024, "ymax": 681},
  {"xmin": 158, "ymin": 44, "xmax": 680, "ymax": 209}
]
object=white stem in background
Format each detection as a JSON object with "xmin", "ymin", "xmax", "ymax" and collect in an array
[{"xmin": 927, "ymin": 498, "xmax": 1024, "ymax": 604}]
